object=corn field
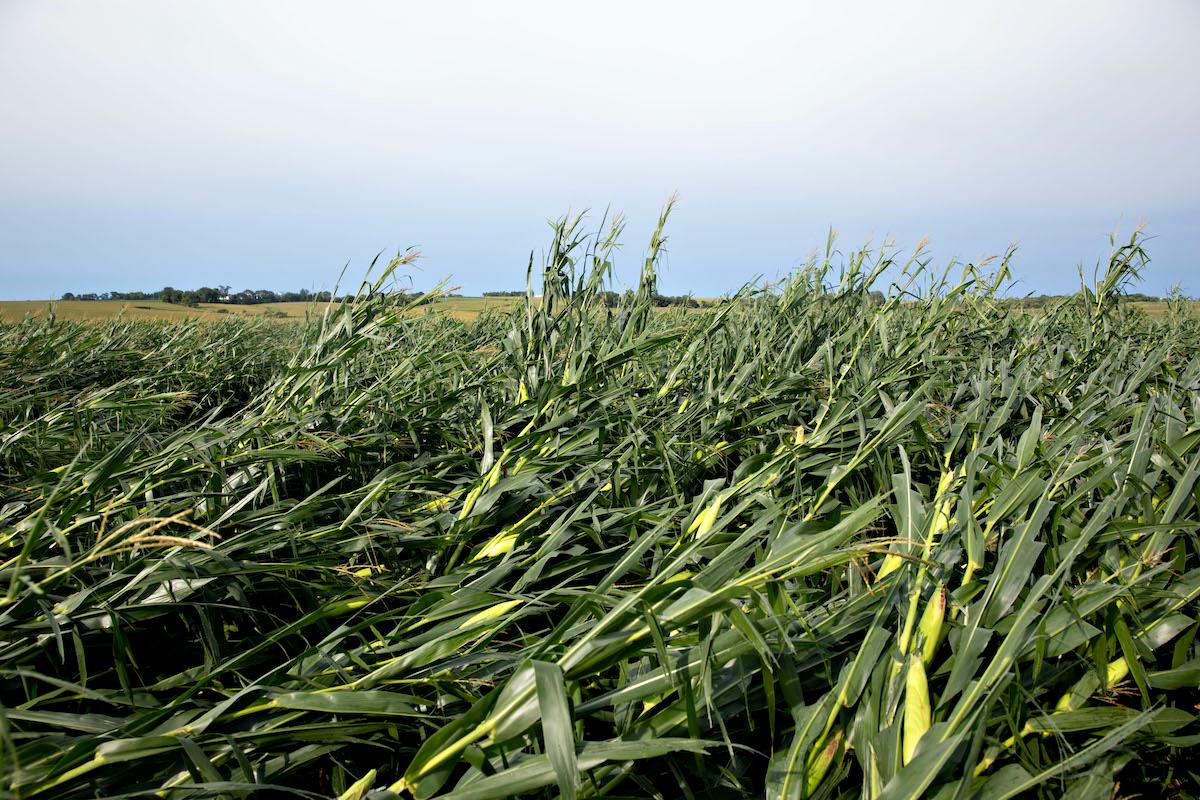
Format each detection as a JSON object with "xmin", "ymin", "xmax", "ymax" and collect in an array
[{"xmin": 2, "ymin": 210, "xmax": 1199, "ymax": 799}]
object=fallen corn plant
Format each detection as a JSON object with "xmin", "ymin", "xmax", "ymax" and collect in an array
[{"xmin": 1, "ymin": 215, "xmax": 1198, "ymax": 799}]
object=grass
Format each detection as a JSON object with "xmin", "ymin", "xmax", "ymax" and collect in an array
[{"xmin": 1, "ymin": 211, "xmax": 1199, "ymax": 799}]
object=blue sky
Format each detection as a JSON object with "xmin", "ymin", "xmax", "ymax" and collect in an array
[{"xmin": 1, "ymin": 1, "xmax": 1197, "ymax": 299}]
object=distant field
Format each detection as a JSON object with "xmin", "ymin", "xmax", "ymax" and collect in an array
[
  {"xmin": 1124, "ymin": 300, "xmax": 1198, "ymax": 316},
  {"xmin": 4, "ymin": 297, "xmax": 1193, "ymax": 324},
  {"xmin": 5, "ymin": 265, "xmax": 1200, "ymax": 799},
  {"xmin": 0, "ymin": 295, "xmax": 524, "ymax": 323}
]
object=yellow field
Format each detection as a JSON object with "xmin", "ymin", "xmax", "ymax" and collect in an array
[
  {"xmin": 1128, "ymin": 300, "xmax": 1200, "ymax": 317},
  {"xmin": 0, "ymin": 296, "xmax": 525, "ymax": 324},
  {"xmin": 1, "ymin": 296, "xmax": 1189, "ymax": 324}
]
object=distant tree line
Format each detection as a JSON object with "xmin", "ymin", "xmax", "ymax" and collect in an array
[
  {"xmin": 648, "ymin": 293, "xmax": 705, "ymax": 308},
  {"xmin": 485, "ymin": 289, "xmax": 706, "ymax": 307},
  {"xmin": 1001, "ymin": 292, "xmax": 1169, "ymax": 308},
  {"xmin": 57, "ymin": 287, "xmax": 1184, "ymax": 309},
  {"xmin": 60, "ymin": 286, "xmax": 454, "ymax": 307},
  {"xmin": 593, "ymin": 291, "xmax": 705, "ymax": 308}
]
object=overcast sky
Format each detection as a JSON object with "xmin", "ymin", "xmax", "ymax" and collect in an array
[{"xmin": 1, "ymin": 1, "xmax": 1197, "ymax": 299}]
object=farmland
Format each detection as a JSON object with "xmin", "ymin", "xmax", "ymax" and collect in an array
[
  {"xmin": 2, "ymin": 296, "xmax": 1191, "ymax": 327},
  {"xmin": 2, "ymin": 219, "xmax": 1199, "ymax": 800},
  {"xmin": 0, "ymin": 295, "xmax": 524, "ymax": 325}
]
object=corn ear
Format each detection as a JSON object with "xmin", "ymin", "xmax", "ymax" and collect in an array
[
  {"xmin": 805, "ymin": 725, "xmax": 844, "ymax": 795},
  {"xmin": 686, "ymin": 496, "xmax": 724, "ymax": 538},
  {"xmin": 918, "ymin": 584, "xmax": 946, "ymax": 665},
  {"xmin": 1054, "ymin": 657, "xmax": 1129, "ymax": 712},
  {"xmin": 338, "ymin": 769, "xmax": 376, "ymax": 800},
  {"xmin": 473, "ymin": 532, "xmax": 518, "ymax": 560},
  {"xmin": 458, "ymin": 599, "xmax": 522, "ymax": 629},
  {"xmin": 903, "ymin": 656, "xmax": 931, "ymax": 765},
  {"xmin": 876, "ymin": 553, "xmax": 904, "ymax": 581}
]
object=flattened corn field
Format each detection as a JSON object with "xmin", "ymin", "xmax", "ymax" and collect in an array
[{"xmin": 3, "ymin": 215, "xmax": 1200, "ymax": 800}]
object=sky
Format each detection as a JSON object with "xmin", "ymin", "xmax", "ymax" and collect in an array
[{"xmin": 1, "ymin": 1, "xmax": 1197, "ymax": 299}]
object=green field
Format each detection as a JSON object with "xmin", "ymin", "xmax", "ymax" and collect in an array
[
  {"xmin": 0, "ymin": 295, "xmax": 524, "ymax": 324},
  {"xmin": 2, "ymin": 223, "xmax": 1199, "ymax": 799}
]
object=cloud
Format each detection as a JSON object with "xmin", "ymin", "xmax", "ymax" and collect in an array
[{"xmin": 1, "ymin": 0, "xmax": 1197, "ymax": 297}]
